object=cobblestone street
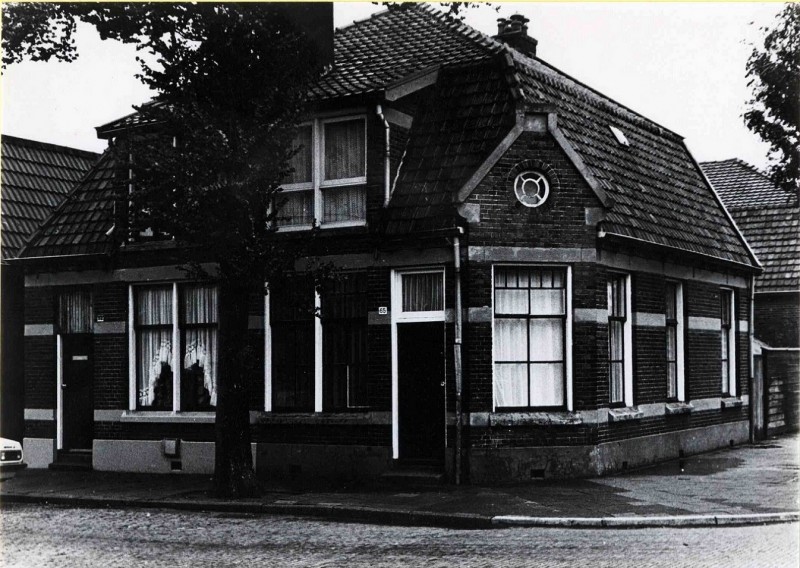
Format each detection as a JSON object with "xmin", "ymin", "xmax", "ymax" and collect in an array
[{"xmin": 1, "ymin": 504, "xmax": 797, "ymax": 567}]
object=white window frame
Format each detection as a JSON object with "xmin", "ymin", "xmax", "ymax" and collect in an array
[
  {"xmin": 665, "ymin": 280, "xmax": 686, "ymax": 402},
  {"xmin": 608, "ymin": 272, "xmax": 633, "ymax": 407},
  {"xmin": 128, "ymin": 282, "xmax": 217, "ymax": 413},
  {"xmin": 490, "ymin": 264, "xmax": 573, "ymax": 412},
  {"xmin": 278, "ymin": 114, "xmax": 367, "ymax": 231},
  {"xmin": 721, "ymin": 288, "xmax": 737, "ymax": 397},
  {"xmin": 390, "ymin": 268, "xmax": 446, "ymax": 459}
]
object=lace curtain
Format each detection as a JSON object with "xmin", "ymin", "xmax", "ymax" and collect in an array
[
  {"xmin": 324, "ymin": 119, "xmax": 365, "ymax": 181},
  {"xmin": 58, "ymin": 289, "xmax": 92, "ymax": 334},
  {"xmin": 182, "ymin": 285, "xmax": 218, "ymax": 408},
  {"xmin": 136, "ymin": 286, "xmax": 173, "ymax": 409}
]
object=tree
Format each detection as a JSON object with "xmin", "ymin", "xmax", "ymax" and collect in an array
[
  {"xmin": 2, "ymin": 2, "xmax": 327, "ymax": 497},
  {"xmin": 744, "ymin": 3, "xmax": 800, "ymax": 196}
]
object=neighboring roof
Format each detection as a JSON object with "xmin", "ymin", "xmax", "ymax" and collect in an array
[
  {"xmin": 1, "ymin": 135, "xmax": 99, "ymax": 259},
  {"xmin": 19, "ymin": 149, "xmax": 120, "ymax": 258},
  {"xmin": 701, "ymin": 158, "xmax": 795, "ymax": 210},
  {"xmin": 702, "ymin": 159, "xmax": 799, "ymax": 292}
]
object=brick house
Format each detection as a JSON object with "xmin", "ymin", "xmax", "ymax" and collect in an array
[
  {"xmin": 16, "ymin": 7, "xmax": 761, "ymax": 482},
  {"xmin": 702, "ymin": 159, "xmax": 799, "ymax": 436},
  {"xmin": 1, "ymin": 136, "xmax": 98, "ymax": 442}
]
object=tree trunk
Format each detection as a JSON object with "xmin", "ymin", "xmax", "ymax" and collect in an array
[{"xmin": 214, "ymin": 278, "xmax": 260, "ymax": 498}]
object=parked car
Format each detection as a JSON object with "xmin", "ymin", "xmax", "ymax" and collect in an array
[{"xmin": 0, "ymin": 437, "xmax": 26, "ymax": 480}]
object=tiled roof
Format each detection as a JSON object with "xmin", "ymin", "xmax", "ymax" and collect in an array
[
  {"xmin": 702, "ymin": 159, "xmax": 799, "ymax": 292},
  {"xmin": 1, "ymin": 135, "xmax": 98, "ymax": 259},
  {"xmin": 19, "ymin": 149, "xmax": 120, "ymax": 258},
  {"xmin": 310, "ymin": 6, "xmax": 503, "ymax": 100},
  {"xmin": 385, "ymin": 58, "xmax": 518, "ymax": 234},
  {"xmin": 701, "ymin": 158, "xmax": 795, "ymax": 210}
]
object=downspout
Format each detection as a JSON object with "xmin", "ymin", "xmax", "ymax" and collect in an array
[
  {"xmin": 749, "ymin": 274, "xmax": 756, "ymax": 442},
  {"xmin": 453, "ymin": 227, "xmax": 464, "ymax": 485},
  {"xmin": 376, "ymin": 105, "xmax": 391, "ymax": 207}
]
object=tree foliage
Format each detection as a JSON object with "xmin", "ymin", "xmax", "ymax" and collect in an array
[
  {"xmin": 2, "ymin": 2, "xmax": 326, "ymax": 497},
  {"xmin": 744, "ymin": 3, "xmax": 800, "ymax": 195}
]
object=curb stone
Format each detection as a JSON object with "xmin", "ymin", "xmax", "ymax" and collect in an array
[
  {"xmin": 2, "ymin": 493, "xmax": 798, "ymax": 529},
  {"xmin": 491, "ymin": 512, "xmax": 800, "ymax": 528}
]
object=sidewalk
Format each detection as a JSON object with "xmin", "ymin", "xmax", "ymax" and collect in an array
[{"xmin": 2, "ymin": 434, "xmax": 798, "ymax": 529}]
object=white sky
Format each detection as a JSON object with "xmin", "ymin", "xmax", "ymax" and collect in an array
[{"xmin": 1, "ymin": 2, "xmax": 783, "ymax": 168}]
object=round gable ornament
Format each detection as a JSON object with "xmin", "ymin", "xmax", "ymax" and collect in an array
[{"xmin": 513, "ymin": 170, "xmax": 550, "ymax": 208}]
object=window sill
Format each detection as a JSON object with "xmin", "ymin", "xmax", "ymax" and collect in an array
[
  {"xmin": 665, "ymin": 402, "xmax": 694, "ymax": 416},
  {"xmin": 607, "ymin": 407, "xmax": 644, "ymax": 422},
  {"xmin": 720, "ymin": 397, "xmax": 743, "ymax": 409},
  {"xmin": 121, "ymin": 411, "xmax": 215, "ymax": 423},
  {"xmin": 256, "ymin": 411, "xmax": 389, "ymax": 425},
  {"xmin": 475, "ymin": 411, "xmax": 582, "ymax": 427}
]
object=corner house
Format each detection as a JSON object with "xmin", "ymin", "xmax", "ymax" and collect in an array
[{"xmin": 17, "ymin": 6, "xmax": 760, "ymax": 483}]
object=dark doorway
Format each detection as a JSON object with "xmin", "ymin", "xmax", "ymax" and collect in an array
[
  {"xmin": 61, "ymin": 334, "xmax": 93, "ymax": 450},
  {"xmin": 397, "ymin": 322, "xmax": 445, "ymax": 464}
]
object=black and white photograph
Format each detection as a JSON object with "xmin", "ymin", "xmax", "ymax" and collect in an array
[{"xmin": 0, "ymin": 2, "xmax": 798, "ymax": 566}]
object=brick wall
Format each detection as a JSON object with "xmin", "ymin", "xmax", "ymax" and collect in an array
[{"xmin": 755, "ymin": 292, "xmax": 800, "ymax": 348}]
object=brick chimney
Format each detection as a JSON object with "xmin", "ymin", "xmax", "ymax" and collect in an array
[{"xmin": 494, "ymin": 14, "xmax": 538, "ymax": 58}]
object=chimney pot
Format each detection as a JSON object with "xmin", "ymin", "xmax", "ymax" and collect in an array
[{"xmin": 492, "ymin": 13, "xmax": 537, "ymax": 58}]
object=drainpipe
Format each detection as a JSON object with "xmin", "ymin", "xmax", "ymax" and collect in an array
[
  {"xmin": 453, "ymin": 227, "xmax": 464, "ymax": 485},
  {"xmin": 749, "ymin": 274, "xmax": 756, "ymax": 442},
  {"xmin": 376, "ymin": 105, "xmax": 391, "ymax": 207}
]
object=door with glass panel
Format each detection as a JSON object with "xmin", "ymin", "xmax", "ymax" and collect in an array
[
  {"xmin": 58, "ymin": 290, "xmax": 94, "ymax": 450},
  {"xmin": 395, "ymin": 271, "xmax": 446, "ymax": 463}
]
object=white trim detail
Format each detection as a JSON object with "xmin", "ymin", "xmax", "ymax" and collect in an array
[
  {"xmin": 688, "ymin": 316, "xmax": 721, "ymax": 331},
  {"xmin": 566, "ymin": 266, "xmax": 574, "ymax": 412},
  {"xmin": 24, "ymin": 324, "xmax": 54, "ymax": 336},
  {"xmin": 675, "ymin": 282, "xmax": 686, "ymax": 403},
  {"xmin": 264, "ymin": 290, "xmax": 272, "ymax": 412},
  {"xmin": 314, "ymin": 288, "xmax": 323, "ymax": 413},
  {"xmin": 624, "ymin": 274, "xmax": 634, "ymax": 407},
  {"xmin": 128, "ymin": 286, "xmax": 136, "ymax": 411},
  {"xmin": 56, "ymin": 334, "xmax": 63, "ymax": 450},
  {"xmin": 24, "ymin": 409, "xmax": 55, "ymax": 421},
  {"xmin": 172, "ymin": 282, "xmax": 180, "ymax": 412},
  {"xmin": 633, "ymin": 312, "xmax": 666, "ymax": 327}
]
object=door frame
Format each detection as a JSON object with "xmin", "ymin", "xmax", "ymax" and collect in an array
[
  {"xmin": 56, "ymin": 334, "xmax": 63, "ymax": 450},
  {"xmin": 390, "ymin": 268, "xmax": 446, "ymax": 459}
]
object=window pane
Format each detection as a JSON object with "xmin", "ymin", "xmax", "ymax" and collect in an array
[
  {"xmin": 287, "ymin": 125, "xmax": 312, "ymax": 184},
  {"xmin": 665, "ymin": 282, "xmax": 677, "ymax": 320},
  {"xmin": 271, "ymin": 279, "xmax": 315, "ymax": 411},
  {"xmin": 58, "ymin": 289, "xmax": 92, "ymax": 334},
  {"xmin": 137, "ymin": 286, "xmax": 173, "ymax": 325},
  {"xmin": 529, "ymin": 319, "xmax": 563, "ymax": 362},
  {"xmin": 322, "ymin": 185, "xmax": 366, "ymax": 223},
  {"xmin": 183, "ymin": 285, "xmax": 218, "ymax": 324},
  {"xmin": 721, "ymin": 329, "xmax": 729, "ymax": 360},
  {"xmin": 666, "ymin": 326, "xmax": 677, "ymax": 362},
  {"xmin": 402, "ymin": 273, "xmax": 443, "ymax": 312},
  {"xmin": 324, "ymin": 119, "xmax": 365, "ymax": 180},
  {"xmin": 494, "ymin": 318, "xmax": 527, "ymax": 361},
  {"xmin": 609, "ymin": 320, "xmax": 624, "ymax": 361},
  {"xmin": 530, "ymin": 362, "xmax": 564, "ymax": 406},
  {"xmin": 721, "ymin": 363, "xmax": 730, "ymax": 394},
  {"xmin": 277, "ymin": 191, "xmax": 313, "ymax": 227},
  {"xmin": 530, "ymin": 289, "xmax": 565, "ymax": 315},
  {"xmin": 610, "ymin": 362, "xmax": 624, "ymax": 403},
  {"xmin": 137, "ymin": 328, "xmax": 173, "ymax": 409},
  {"xmin": 609, "ymin": 275, "xmax": 626, "ymax": 317},
  {"xmin": 495, "ymin": 289, "xmax": 528, "ymax": 315},
  {"xmin": 667, "ymin": 362, "xmax": 677, "ymax": 399},
  {"xmin": 495, "ymin": 363, "xmax": 527, "ymax": 407},
  {"xmin": 182, "ymin": 327, "xmax": 217, "ymax": 409}
]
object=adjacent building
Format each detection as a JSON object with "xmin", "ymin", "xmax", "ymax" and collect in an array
[
  {"xmin": 0, "ymin": 136, "xmax": 98, "ymax": 443},
  {"xmin": 16, "ymin": 7, "xmax": 760, "ymax": 482},
  {"xmin": 702, "ymin": 158, "xmax": 799, "ymax": 436}
]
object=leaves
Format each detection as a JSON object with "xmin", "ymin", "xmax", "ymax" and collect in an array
[{"xmin": 744, "ymin": 3, "xmax": 800, "ymax": 196}]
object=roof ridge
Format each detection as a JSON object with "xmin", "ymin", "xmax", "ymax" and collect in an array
[
  {"xmin": 335, "ymin": 7, "xmax": 391, "ymax": 31},
  {"xmin": 1, "ymin": 134, "xmax": 101, "ymax": 160}
]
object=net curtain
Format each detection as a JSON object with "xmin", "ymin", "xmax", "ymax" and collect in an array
[
  {"xmin": 136, "ymin": 286, "xmax": 173, "ymax": 408},
  {"xmin": 183, "ymin": 285, "xmax": 218, "ymax": 407}
]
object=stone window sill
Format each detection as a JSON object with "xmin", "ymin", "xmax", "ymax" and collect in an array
[
  {"xmin": 472, "ymin": 412, "xmax": 583, "ymax": 427},
  {"xmin": 256, "ymin": 411, "xmax": 389, "ymax": 426},
  {"xmin": 120, "ymin": 411, "xmax": 215, "ymax": 423},
  {"xmin": 720, "ymin": 397, "xmax": 743, "ymax": 409},
  {"xmin": 665, "ymin": 402, "xmax": 694, "ymax": 415},
  {"xmin": 608, "ymin": 407, "xmax": 644, "ymax": 422}
]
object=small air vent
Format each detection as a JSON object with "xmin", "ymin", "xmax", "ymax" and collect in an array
[{"xmin": 609, "ymin": 125, "xmax": 630, "ymax": 146}]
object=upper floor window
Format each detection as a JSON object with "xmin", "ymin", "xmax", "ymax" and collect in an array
[
  {"xmin": 720, "ymin": 289, "xmax": 736, "ymax": 396},
  {"xmin": 608, "ymin": 273, "xmax": 632, "ymax": 406},
  {"xmin": 493, "ymin": 266, "xmax": 568, "ymax": 409},
  {"xmin": 278, "ymin": 116, "xmax": 367, "ymax": 230}
]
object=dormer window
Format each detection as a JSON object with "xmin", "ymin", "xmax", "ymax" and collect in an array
[
  {"xmin": 278, "ymin": 115, "xmax": 367, "ymax": 229},
  {"xmin": 609, "ymin": 125, "xmax": 630, "ymax": 147}
]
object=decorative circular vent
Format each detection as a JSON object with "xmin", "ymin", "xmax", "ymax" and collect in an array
[{"xmin": 513, "ymin": 170, "xmax": 550, "ymax": 208}]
